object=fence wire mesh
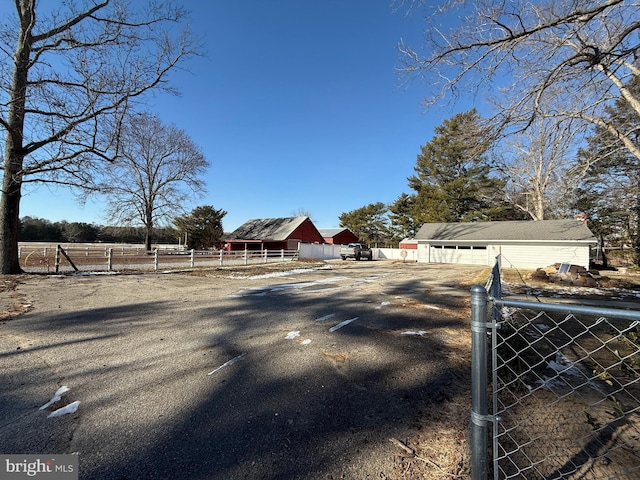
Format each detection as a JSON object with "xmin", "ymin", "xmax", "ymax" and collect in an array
[{"xmin": 483, "ymin": 261, "xmax": 640, "ymax": 479}]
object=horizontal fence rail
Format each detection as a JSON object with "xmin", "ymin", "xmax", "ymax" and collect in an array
[
  {"xmin": 18, "ymin": 245, "xmax": 300, "ymax": 273},
  {"xmin": 472, "ymin": 259, "xmax": 640, "ymax": 480},
  {"xmin": 18, "ymin": 242, "xmax": 419, "ymax": 266}
]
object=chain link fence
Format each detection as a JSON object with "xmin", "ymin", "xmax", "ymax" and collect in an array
[{"xmin": 471, "ymin": 259, "xmax": 640, "ymax": 479}]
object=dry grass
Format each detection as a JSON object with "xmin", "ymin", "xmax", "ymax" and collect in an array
[
  {"xmin": 0, "ymin": 276, "xmax": 32, "ymax": 321},
  {"xmin": 391, "ymin": 266, "xmax": 640, "ymax": 480},
  {"xmin": 501, "ymin": 267, "xmax": 640, "ymax": 291}
]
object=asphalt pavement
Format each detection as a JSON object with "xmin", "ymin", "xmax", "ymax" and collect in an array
[{"xmin": 0, "ymin": 261, "xmax": 486, "ymax": 479}]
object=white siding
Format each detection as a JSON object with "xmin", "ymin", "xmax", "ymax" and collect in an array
[
  {"xmin": 498, "ymin": 244, "xmax": 590, "ymax": 269},
  {"xmin": 416, "ymin": 242, "xmax": 590, "ymax": 269}
]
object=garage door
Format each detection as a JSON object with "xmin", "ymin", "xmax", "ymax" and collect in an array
[{"xmin": 429, "ymin": 245, "xmax": 488, "ymax": 265}]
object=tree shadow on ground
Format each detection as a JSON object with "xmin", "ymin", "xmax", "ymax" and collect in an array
[{"xmin": 1, "ymin": 269, "xmax": 472, "ymax": 479}]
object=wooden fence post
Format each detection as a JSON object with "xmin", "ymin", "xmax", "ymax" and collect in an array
[
  {"xmin": 190, "ymin": 249, "xmax": 195, "ymax": 268},
  {"xmin": 154, "ymin": 249, "xmax": 159, "ymax": 270},
  {"xmin": 107, "ymin": 248, "xmax": 113, "ymax": 271},
  {"xmin": 57, "ymin": 245, "xmax": 78, "ymax": 273}
]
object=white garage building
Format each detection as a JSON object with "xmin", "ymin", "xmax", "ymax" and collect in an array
[{"xmin": 413, "ymin": 219, "xmax": 597, "ymax": 269}]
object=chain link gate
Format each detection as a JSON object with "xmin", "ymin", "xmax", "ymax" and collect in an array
[{"xmin": 471, "ymin": 260, "xmax": 640, "ymax": 479}]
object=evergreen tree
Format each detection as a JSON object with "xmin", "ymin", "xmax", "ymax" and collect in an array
[
  {"xmin": 388, "ymin": 193, "xmax": 419, "ymax": 242},
  {"xmin": 407, "ymin": 110, "xmax": 504, "ymax": 223},
  {"xmin": 338, "ymin": 202, "xmax": 390, "ymax": 247},
  {"xmin": 172, "ymin": 206, "xmax": 227, "ymax": 250},
  {"xmin": 19, "ymin": 217, "xmax": 63, "ymax": 242}
]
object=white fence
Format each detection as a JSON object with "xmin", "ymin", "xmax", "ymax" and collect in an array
[
  {"xmin": 299, "ymin": 243, "xmax": 418, "ymax": 262},
  {"xmin": 17, "ymin": 242, "xmax": 418, "ymax": 273},
  {"xmin": 18, "ymin": 244, "xmax": 299, "ymax": 273}
]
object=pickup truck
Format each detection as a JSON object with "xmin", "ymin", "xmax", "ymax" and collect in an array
[{"xmin": 340, "ymin": 243, "xmax": 373, "ymax": 261}]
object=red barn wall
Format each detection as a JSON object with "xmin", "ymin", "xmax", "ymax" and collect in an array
[
  {"xmin": 329, "ymin": 230, "xmax": 358, "ymax": 245},
  {"xmin": 290, "ymin": 219, "xmax": 325, "ymax": 244}
]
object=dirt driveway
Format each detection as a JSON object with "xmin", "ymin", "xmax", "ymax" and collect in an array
[{"xmin": 0, "ymin": 260, "xmax": 488, "ymax": 479}]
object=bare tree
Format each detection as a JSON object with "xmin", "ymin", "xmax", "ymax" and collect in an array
[
  {"xmin": 0, "ymin": 0, "xmax": 198, "ymax": 273},
  {"xmin": 494, "ymin": 118, "xmax": 580, "ymax": 220},
  {"xmin": 100, "ymin": 112, "xmax": 208, "ymax": 251},
  {"xmin": 290, "ymin": 209, "xmax": 314, "ymax": 222},
  {"xmin": 397, "ymin": 0, "xmax": 640, "ymax": 158}
]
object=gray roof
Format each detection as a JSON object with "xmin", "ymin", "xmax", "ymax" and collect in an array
[
  {"xmin": 318, "ymin": 228, "xmax": 348, "ymax": 237},
  {"xmin": 414, "ymin": 220, "xmax": 596, "ymax": 243},
  {"xmin": 228, "ymin": 216, "xmax": 308, "ymax": 241}
]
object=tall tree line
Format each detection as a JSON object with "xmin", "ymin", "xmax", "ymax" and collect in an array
[{"xmin": 19, "ymin": 217, "xmax": 176, "ymax": 244}]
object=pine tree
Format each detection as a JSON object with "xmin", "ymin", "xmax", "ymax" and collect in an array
[
  {"xmin": 407, "ymin": 110, "xmax": 505, "ymax": 223},
  {"xmin": 338, "ymin": 202, "xmax": 390, "ymax": 247},
  {"xmin": 172, "ymin": 206, "xmax": 227, "ymax": 250}
]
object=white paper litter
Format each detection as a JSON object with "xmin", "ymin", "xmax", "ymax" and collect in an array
[
  {"xmin": 329, "ymin": 317, "xmax": 358, "ymax": 332},
  {"xmin": 39, "ymin": 386, "xmax": 71, "ymax": 410},
  {"xmin": 285, "ymin": 331, "xmax": 301, "ymax": 339},
  {"xmin": 207, "ymin": 353, "xmax": 247, "ymax": 376},
  {"xmin": 48, "ymin": 400, "xmax": 80, "ymax": 418}
]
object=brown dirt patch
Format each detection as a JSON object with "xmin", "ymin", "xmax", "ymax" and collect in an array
[{"xmin": 0, "ymin": 275, "xmax": 32, "ymax": 321}]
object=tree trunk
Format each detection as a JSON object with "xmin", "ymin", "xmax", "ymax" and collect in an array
[
  {"xmin": 599, "ymin": 233, "xmax": 608, "ymax": 269},
  {"xmin": 0, "ymin": 167, "xmax": 23, "ymax": 274},
  {"xmin": 0, "ymin": 4, "xmax": 32, "ymax": 274},
  {"xmin": 145, "ymin": 211, "xmax": 153, "ymax": 252},
  {"xmin": 145, "ymin": 228, "xmax": 152, "ymax": 252}
]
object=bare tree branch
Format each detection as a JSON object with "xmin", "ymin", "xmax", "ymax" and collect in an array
[
  {"xmin": 0, "ymin": 0, "xmax": 201, "ymax": 273},
  {"xmin": 398, "ymin": 0, "xmax": 640, "ymax": 155}
]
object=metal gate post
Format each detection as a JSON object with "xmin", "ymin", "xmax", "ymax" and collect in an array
[{"xmin": 470, "ymin": 285, "xmax": 489, "ymax": 480}]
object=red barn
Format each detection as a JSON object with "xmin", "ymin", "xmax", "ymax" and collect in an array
[
  {"xmin": 318, "ymin": 228, "xmax": 359, "ymax": 245},
  {"xmin": 225, "ymin": 216, "xmax": 325, "ymax": 251}
]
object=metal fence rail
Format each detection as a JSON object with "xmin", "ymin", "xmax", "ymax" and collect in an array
[
  {"xmin": 471, "ymin": 260, "xmax": 640, "ymax": 480},
  {"xmin": 18, "ymin": 245, "xmax": 299, "ymax": 273}
]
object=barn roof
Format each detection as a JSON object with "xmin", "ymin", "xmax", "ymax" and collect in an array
[
  {"xmin": 318, "ymin": 228, "xmax": 349, "ymax": 237},
  {"xmin": 228, "ymin": 216, "xmax": 309, "ymax": 241},
  {"xmin": 414, "ymin": 220, "xmax": 596, "ymax": 243}
]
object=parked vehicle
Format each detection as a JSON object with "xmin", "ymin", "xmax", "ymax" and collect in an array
[{"xmin": 340, "ymin": 243, "xmax": 373, "ymax": 261}]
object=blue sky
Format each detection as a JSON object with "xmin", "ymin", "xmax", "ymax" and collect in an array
[{"xmin": 18, "ymin": 1, "xmax": 471, "ymax": 233}]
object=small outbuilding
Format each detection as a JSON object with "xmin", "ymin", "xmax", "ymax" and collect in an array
[
  {"xmin": 225, "ymin": 216, "xmax": 325, "ymax": 252},
  {"xmin": 413, "ymin": 219, "xmax": 597, "ymax": 269},
  {"xmin": 399, "ymin": 238, "xmax": 418, "ymax": 250},
  {"xmin": 318, "ymin": 228, "xmax": 359, "ymax": 245}
]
